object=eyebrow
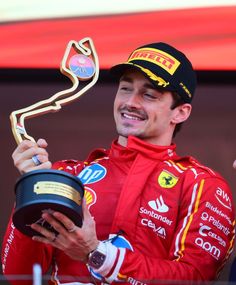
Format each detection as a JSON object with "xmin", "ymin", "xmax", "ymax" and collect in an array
[{"xmin": 120, "ymin": 75, "xmax": 156, "ymax": 90}]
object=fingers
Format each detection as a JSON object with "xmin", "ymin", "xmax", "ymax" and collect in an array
[
  {"xmin": 50, "ymin": 199, "xmax": 91, "ymax": 232},
  {"xmin": 233, "ymin": 160, "xmax": 236, "ymax": 169},
  {"xmin": 12, "ymin": 139, "xmax": 52, "ymax": 173},
  {"xmin": 31, "ymin": 224, "xmax": 61, "ymax": 247},
  {"xmin": 31, "ymin": 211, "xmax": 77, "ymax": 248},
  {"xmin": 31, "ymin": 208, "xmax": 99, "ymax": 261},
  {"xmin": 38, "ymin": 203, "xmax": 94, "ymax": 237},
  {"xmin": 31, "ymin": 212, "xmax": 65, "ymax": 245},
  {"xmin": 37, "ymin": 138, "xmax": 48, "ymax": 148},
  {"xmin": 51, "ymin": 211, "xmax": 78, "ymax": 233}
]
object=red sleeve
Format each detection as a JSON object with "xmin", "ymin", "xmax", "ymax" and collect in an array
[
  {"xmin": 1, "ymin": 210, "xmax": 54, "ymax": 285},
  {"xmin": 51, "ymin": 148, "xmax": 108, "ymax": 174},
  {"xmin": 100, "ymin": 176, "xmax": 235, "ymax": 283}
]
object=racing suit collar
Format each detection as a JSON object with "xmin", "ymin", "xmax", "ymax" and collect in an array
[{"xmin": 111, "ymin": 136, "xmax": 177, "ymax": 161}]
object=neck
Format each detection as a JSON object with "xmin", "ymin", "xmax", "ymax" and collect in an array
[
  {"xmin": 117, "ymin": 135, "xmax": 173, "ymax": 147},
  {"xmin": 118, "ymin": 136, "xmax": 128, "ymax": 147}
]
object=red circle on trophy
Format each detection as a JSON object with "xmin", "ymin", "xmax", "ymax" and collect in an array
[{"xmin": 69, "ymin": 54, "xmax": 95, "ymax": 80}]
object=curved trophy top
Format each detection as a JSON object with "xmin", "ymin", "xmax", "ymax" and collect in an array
[{"xmin": 10, "ymin": 37, "xmax": 99, "ymax": 145}]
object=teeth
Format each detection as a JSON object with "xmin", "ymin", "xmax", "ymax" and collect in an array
[{"xmin": 123, "ymin": 113, "xmax": 141, "ymax": 120}]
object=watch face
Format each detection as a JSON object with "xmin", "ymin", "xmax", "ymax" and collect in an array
[{"xmin": 89, "ymin": 250, "xmax": 106, "ymax": 269}]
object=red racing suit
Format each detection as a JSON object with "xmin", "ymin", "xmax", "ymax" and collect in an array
[{"xmin": 2, "ymin": 136, "xmax": 235, "ymax": 285}]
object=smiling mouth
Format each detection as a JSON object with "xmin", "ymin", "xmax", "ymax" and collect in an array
[
  {"xmin": 121, "ymin": 112, "xmax": 145, "ymax": 121},
  {"xmin": 121, "ymin": 113, "xmax": 143, "ymax": 121}
]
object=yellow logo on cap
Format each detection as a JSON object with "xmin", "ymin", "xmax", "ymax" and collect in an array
[
  {"xmin": 138, "ymin": 65, "xmax": 170, "ymax": 87},
  {"xmin": 158, "ymin": 170, "xmax": 178, "ymax": 188},
  {"xmin": 180, "ymin": 82, "xmax": 192, "ymax": 98},
  {"xmin": 129, "ymin": 48, "xmax": 180, "ymax": 75}
]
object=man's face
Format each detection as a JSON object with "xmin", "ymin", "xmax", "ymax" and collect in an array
[{"xmin": 113, "ymin": 69, "xmax": 179, "ymax": 146}]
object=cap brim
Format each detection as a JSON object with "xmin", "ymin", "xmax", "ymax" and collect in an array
[
  {"xmin": 110, "ymin": 62, "xmax": 137, "ymax": 77},
  {"xmin": 110, "ymin": 63, "xmax": 175, "ymax": 92}
]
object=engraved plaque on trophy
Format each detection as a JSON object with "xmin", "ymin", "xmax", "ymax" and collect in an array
[{"xmin": 10, "ymin": 38, "xmax": 99, "ymax": 237}]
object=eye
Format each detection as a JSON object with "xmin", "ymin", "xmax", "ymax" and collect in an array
[
  {"xmin": 119, "ymin": 83, "xmax": 132, "ymax": 93},
  {"xmin": 120, "ymin": 86, "xmax": 129, "ymax": 91},
  {"xmin": 143, "ymin": 93, "xmax": 158, "ymax": 100}
]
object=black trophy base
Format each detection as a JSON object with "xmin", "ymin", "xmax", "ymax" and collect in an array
[{"xmin": 13, "ymin": 169, "xmax": 84, "ymax": 237}]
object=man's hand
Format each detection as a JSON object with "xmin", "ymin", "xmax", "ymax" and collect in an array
[
  {"xmin": 233, "ymin": 160, "xmax": 236, "ymax": 169},
  {"xmin": 31, "ymin": 200, "xmax": 99, "ymax": 263},
  {"xmin": 12, "ymin": 138, "xmax": 52, "ymax": 174}
]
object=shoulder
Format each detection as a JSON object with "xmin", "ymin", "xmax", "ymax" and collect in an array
[
  {"xmin": 168, "ymin": 155, "xmax": 225, "ymax": 180},
  {"xmin": 164, "ymin": 155, "xmax": 231, "ymax": 193},
  {"xmin": 52, "ymin": 159, "xmax": 84, "ymax": 175},
  {"xmin": 86, "ymin": 148, "xmax": 110, "ymax": 164},
  {"xmin": 173, "ymin": 156, "xmax": 233, "ymax": 204},
  {"xmin": 168, "ymin": 156, "xmax": 234, "ymax": 213},
  {"xmin": 52, "ymin": 147, "xmax": 109, "ymax": 175}
]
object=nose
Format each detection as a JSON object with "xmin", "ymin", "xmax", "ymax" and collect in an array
[{"xmin": 125, "ymin": 92, "xmax": 141, "ymax": 108}]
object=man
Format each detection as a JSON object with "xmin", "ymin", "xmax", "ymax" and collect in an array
[
  {"xmin": 229, "ymin": 160, "xmax": 236, "ymax": 283},
  {"xmin": 2, "ymin": 42, "xmax": 235, "ymax": 285}
]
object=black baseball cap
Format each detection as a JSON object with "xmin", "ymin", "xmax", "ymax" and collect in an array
[{"xmin": 110, "ymin": 42, "xmax": 197, "ymax": 103}]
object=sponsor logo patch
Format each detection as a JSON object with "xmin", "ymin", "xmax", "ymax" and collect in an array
[
  {"xmin": 148, "ymin": 195, "xmax": 169, "ymax": 213},
  {"xmin": 141, "ymin": 218, "xmax": 166, "ymax": 239},
  {"xmin": 190, "ymin": 168, "xmax": 205, "ymax": 179},
  {"xmin": 215, "ymin": 187, "xmax": 232, "ymax": 210},
  {"xmin": 78, "ymin": 163, "xmax": 106, "ymax": 184},
  {"xmin": 158, "ymin": 170, "xmax": 178, "ymax": 188},
  {"xmin": 199, "ymin": 223, "xmax": 226, "ymax": 247},
  {"xmin": 127, "ymin": 277, "xmax": 147, "ymax": 285},
  {"xmin": 205, "ymin": 201, "xmax": 232, "ymax": 225},
  {"xmin": 129, "ymin": 47, "xmax": 180, "ymax": 75},
  {"xmin": 140, "ymin": 206, "xmax": 172, "ymax": 226},
  {"xmin": 195, "ymin": 237, "xmax": 221, "ymax": 260},
  {"xmin": 201, "ymin": 212, "xmax": 230, "ymax": 236},
  {"xmin": 84, "ymin": 186, "xmax": 97, "ymax": 209}
]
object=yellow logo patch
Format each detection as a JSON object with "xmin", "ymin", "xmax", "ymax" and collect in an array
[
  {"xmin": 84, "ymin": 186, "xmax": 97, "ymax": 209},
  {"xmin": 129, "ymin": 47, "xmax": 180, "ymax": 75},
  {"xmin": 158, "ymin": 170, "xmax": 178, "ymax": 188},
  {"xmin": 138, "ymin": 65, "xmax": 170, "ymax": 87}
]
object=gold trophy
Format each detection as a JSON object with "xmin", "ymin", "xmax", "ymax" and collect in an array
[{"xmin": 10, "ymin": 38, "xmax": 99, "ymax": 237}]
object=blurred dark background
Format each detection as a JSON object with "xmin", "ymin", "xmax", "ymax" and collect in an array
[{"xmin": 0, "ymin": 69, "xmax": 235, "ymax": 282}]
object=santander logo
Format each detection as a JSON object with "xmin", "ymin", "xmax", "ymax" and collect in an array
[{"xmin": 148, "ymin": 195, "xmax": 169, "ymax": 213}]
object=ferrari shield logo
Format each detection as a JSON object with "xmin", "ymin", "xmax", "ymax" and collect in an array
[{"xmin": 158, "ymin": 170, "xmax": 178, "ymax": 188}]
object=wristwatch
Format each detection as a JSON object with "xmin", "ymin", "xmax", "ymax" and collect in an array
[{"xmin": 88, "ymin": 241, "xmax": 106, "ymax": 270}]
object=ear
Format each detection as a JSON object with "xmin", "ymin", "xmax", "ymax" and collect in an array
[{"xmin": 171, "ymin": 103, "xmax": 192, "ymax": 124}]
